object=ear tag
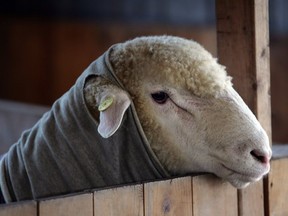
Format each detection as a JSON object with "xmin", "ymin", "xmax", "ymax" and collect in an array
[{"xmin": 98, "ymin": 97, "xmax": 114, "ymax": 112}]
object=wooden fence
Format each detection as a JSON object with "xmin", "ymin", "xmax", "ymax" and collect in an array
[
  {"xmin": 0, "ymin": 176, "xmax": 262, "ymax": 216},
  {"xmin": 0, "ymin": 158, "xmax": 287, "ymax": 216}
]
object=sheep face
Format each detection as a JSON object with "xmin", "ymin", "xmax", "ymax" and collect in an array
[
  {"xmin": 106, "ymin": 36, "xmax": 271, "ymax": 188},
  {"xmin": 132, "ymin": 81, "xmax": 271, "ymax": 189}
]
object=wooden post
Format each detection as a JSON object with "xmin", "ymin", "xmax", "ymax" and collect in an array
[
  {"xmin": 216, "ymin": 0, "xmax": 271, "ymax": 216},
  {"xmin": 269, "ymin": 159, "xmax": 288, "ymax": 215}
]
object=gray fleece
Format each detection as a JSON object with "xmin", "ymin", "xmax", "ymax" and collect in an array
[{"xmin": 0, "ymin": 47, "xmax": 170, "ymax": 202}]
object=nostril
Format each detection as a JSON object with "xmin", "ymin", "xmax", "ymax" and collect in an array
[{"xmin": 250, "ymin": 150, "xmax": 270, "ymax": 164}]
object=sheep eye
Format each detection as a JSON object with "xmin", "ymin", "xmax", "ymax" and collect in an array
[{"xmin": 151, "ymin": 92, "xmax": 169, "ymax": 104}]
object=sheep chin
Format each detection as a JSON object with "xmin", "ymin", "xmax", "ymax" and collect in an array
[
  {"xmin": 220, "ymin": 168, "xmax": 265, "ymax": 189},
  {"xmin": 228, "ymin": 179, "xmax": 251, "ymax": 189},
  {"xmin": 226, "ymin": 173, "xmax": 264, "ymax": 189}
]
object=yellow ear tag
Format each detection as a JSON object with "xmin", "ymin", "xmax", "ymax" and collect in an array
[{"xmin": 98, "ymin": 97, "xmax": 114, "ymax": 112}]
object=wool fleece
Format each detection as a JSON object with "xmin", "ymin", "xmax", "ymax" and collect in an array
[{"xmin": 0, "ymin": 46, "xmax": 170, "ymax": 203}]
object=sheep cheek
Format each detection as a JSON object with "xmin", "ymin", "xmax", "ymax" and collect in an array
[{"xmin": 205, "ymin": 89, "xmax": 271, "ymax": 186}]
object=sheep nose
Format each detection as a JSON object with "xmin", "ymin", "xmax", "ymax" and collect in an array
[{"xmin": 250, "ymin": 149, "xmax": 271, "ymax": 164}]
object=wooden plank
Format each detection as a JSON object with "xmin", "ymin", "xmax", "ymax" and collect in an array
[
  {"xmin": 254, "ymin": 0, "xmax": 271, "ymax": 139},
  {"xmin": 0, "ymin": 201, "xmax": 37, "ymax": 216},
  {"xmin": 192, "ymin": 175, "xmax": 237, "ymax": 216},
  {"xmin": 238, "ymin": 181, "xmax": 264, "ymax": 216},
  {"xmin": 39, "ymin": 193, "xmax": 93, "ymax": 216},
  {"xmin": 94, "ymin": 184, "xmax": 143, "ymax": 216},
  {"xmin": 216, "ymin": 0, "xmax": 271, "ymax": 215},
  {"xmin": 254, "ymin": 2, "xmax": 272, "ymax": 214},
  {"xmin": 144, "ymin": 176, "xmax": 192, "ymax": 216},
  {"xmin": 269, "ymin": 159, "xmax": 288, "ymax": 216}
]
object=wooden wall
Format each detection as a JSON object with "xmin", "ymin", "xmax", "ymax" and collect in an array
[
  {"xmin": 0, "ymin": 18, "xmax": 216, "ymax": 105},
  {"xmin": 270, "ymin": 36, "xmax": 288, "ymax": 143},
  {"xmin": 0, "ymin": 17, "xmax": 287, "ymax": 142}
]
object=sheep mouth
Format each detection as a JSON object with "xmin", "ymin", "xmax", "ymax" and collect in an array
[
  {"xmin": 221, "ymin": 164, "xmax": 264, "ymax": 181},
  {"xmin": 219, "ymin": 164, "xmax": 266, "ymax": 188}
]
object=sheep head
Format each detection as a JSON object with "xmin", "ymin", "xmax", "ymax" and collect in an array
[{"xmin": 85, "ymin": 36, "xmax": 271, "ymax": 188}]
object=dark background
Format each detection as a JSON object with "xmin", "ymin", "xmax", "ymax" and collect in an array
[{"xmin": 0, "ymin": 0, "xmax": 287, "ymax": 143}]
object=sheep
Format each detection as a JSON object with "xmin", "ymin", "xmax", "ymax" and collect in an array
[{"xmin": 0, "ymin": 35, "xmax": 271, "ymax": 203}]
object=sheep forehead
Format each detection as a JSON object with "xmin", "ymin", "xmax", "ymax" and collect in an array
[{"xmin": 111, "ymin": 36, "xmax": 232, "ymax": 97}]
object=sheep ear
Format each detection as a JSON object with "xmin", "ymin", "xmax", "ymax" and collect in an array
[{"xmin": 98, "ymin": 88, "xmax": 131, "ymax": 138}]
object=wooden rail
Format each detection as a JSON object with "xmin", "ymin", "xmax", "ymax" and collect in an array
[
  {"xmin": 0, "ymin": 175, "xmax": 242, "ymax": 216},
  {"xmin": 0, "ymin": 158, "xmax": 287, "ymax": 216}
]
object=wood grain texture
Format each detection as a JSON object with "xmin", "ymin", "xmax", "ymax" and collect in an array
[
  {"xmin": 94, "ymin": 184, "xmax": 144, "ymax": 216},
  {"xmin": 144, "ymin": 177, "xmax": 192, "ymax": 216},
  {"xmin": 39, "ymin": 193, "xmax": 93, "ymax": 216},
  {"xmin": 238, "ymin": 181, "xmax": 264, "ymax": 216},
  {"xmin": 254, "ymin": 0, "xmax": 271, "ymax": 139},
  {"xmin": 217, "ymin": 0, "xmax": 257, "ymax": 107},
  {"xmin": 216, "ymin": 0, "xmax": 271, "ymax": 215},
  {"xmin": 192, "ymin": 175, "xmax": 237, "ymax": 216},
  {"xmin": 269, "ymin": 159, "xmax": 288, "ymax": 216},
  {"xmin": 0, "ymin": 201, "xmax": 37, "ymax": 216}
]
